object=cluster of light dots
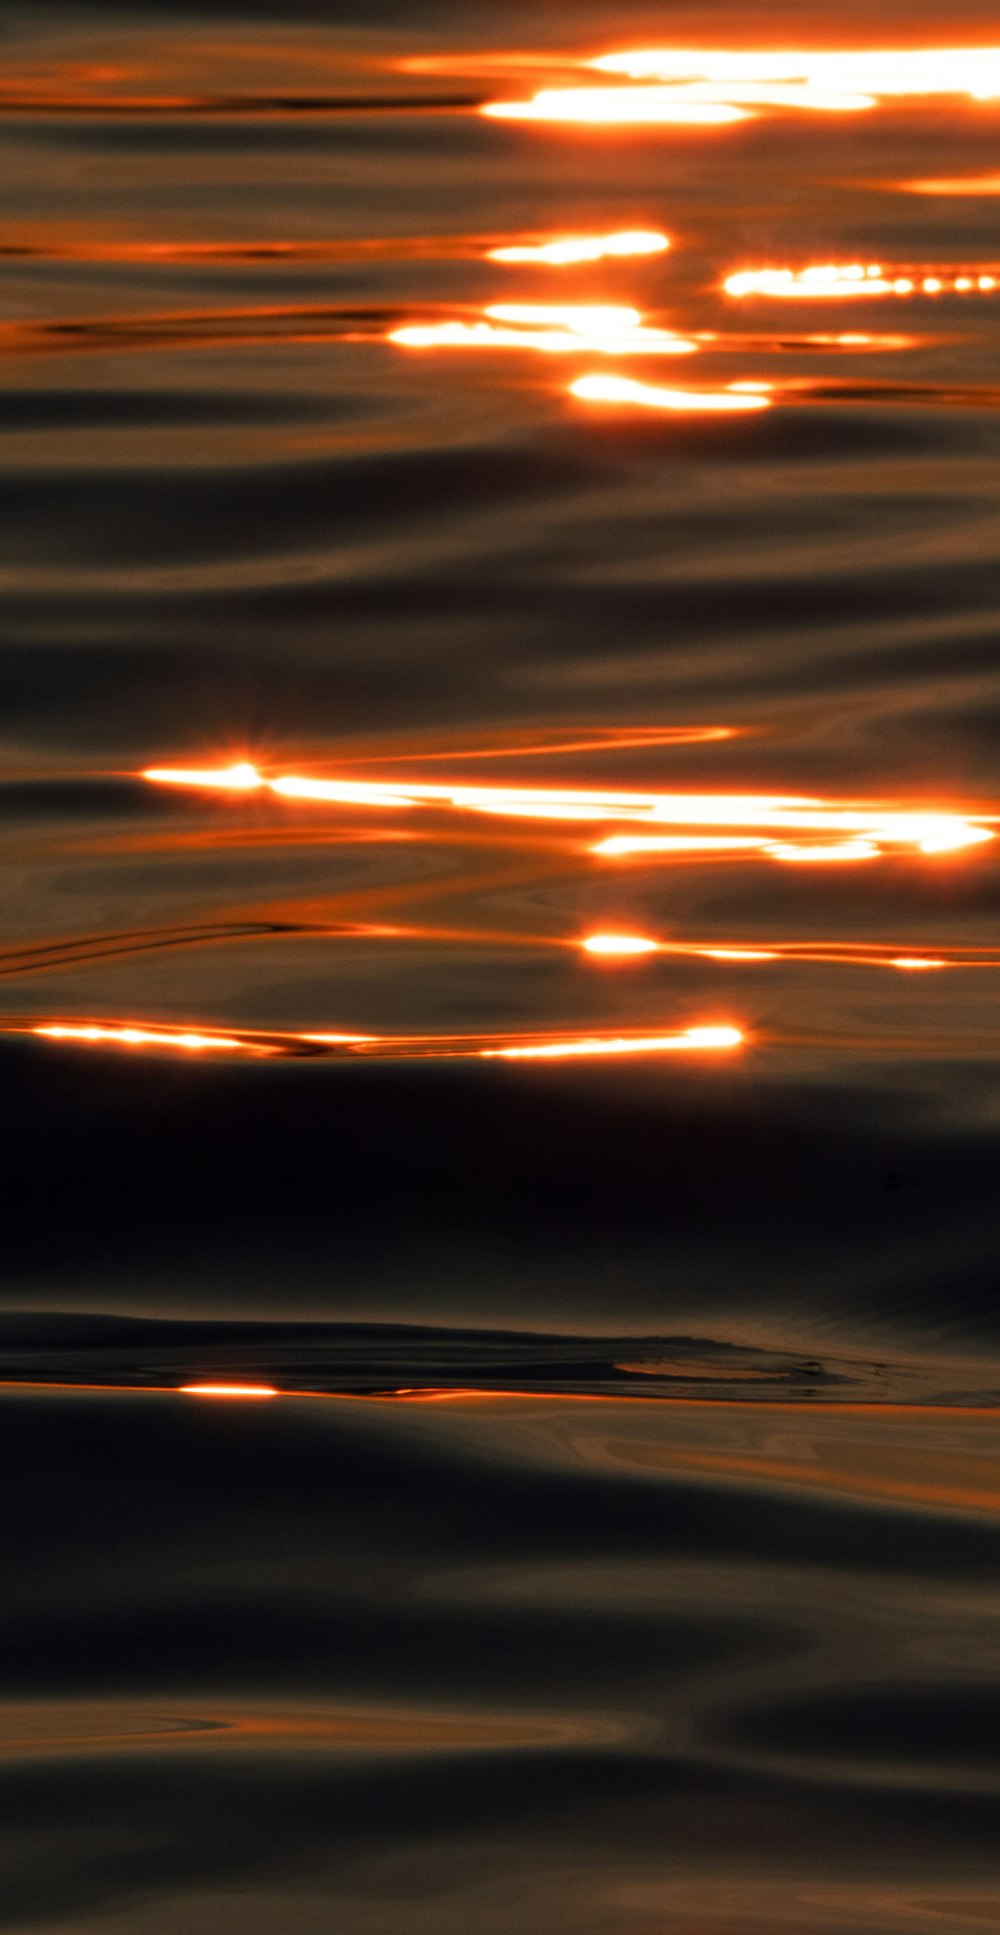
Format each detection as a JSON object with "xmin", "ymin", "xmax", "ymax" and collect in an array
[
  {"xmin": 481, "ymin": 46, "xmax": 1000, "ymax": 125},
  {"xmin": 389, "ymin": 303, "xmax": 698, "ymax": 357},
  {"xmin": 486, "ymin": 230, "xmax": 669, "ymax": 265},
  {"xmin": 142, "ymin": 765, "xmax": 996, "ymax": 864},
  {"xmin": 725, "ymin": 263, "xmax": 999, "ymax": 299}
]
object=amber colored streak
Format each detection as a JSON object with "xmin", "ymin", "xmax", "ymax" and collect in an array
[
  {"xmin": 336, "ymin": 725, "xmax": 738, "ymax": 761},
  {"xmin": 179, "ymin": 1383, "xmax": 278, "ymax": 1398},
  {"xmin": 602, "ymin": 1439, "xmax": 1000, "ymax": 1517},
  {"xmin": 482, "ymin": 1025, "xmax": 743, "ymax": 1059},
  {"xmin": 901, "ymin": 175, "xmax": 1000, "ymax": 194},
  {"xmin": 389, "ymin": 305, "xmax": 698, "ymax": 356},
  {"xmin": 14, "ymin": 1016, "xmax": 743, "ymax": 1064},
  {"xmin": 487, "ymin": 230, "xmax": 670, "ymax": 265},
  {"xmin": 142, "ymin": 765, "xmax": 997, "ymax": 860},
  {"xmin": 725, "ymin": 264, "xmax": 1000, "ymax": 298},
  {"xmin": 482, "ymin": 89, "xmax": 752, "ymax": 125},
  {"xmin": 592, "ymin": 45, "xmax": 1000, "ymax": 100},
  {"xmin": 0, "ymin": 1699, "xmax": 600, "ymax": 1758},
  {"xmin": 571, "ymin": 373, "xmax": 771, "ymax": 412}
]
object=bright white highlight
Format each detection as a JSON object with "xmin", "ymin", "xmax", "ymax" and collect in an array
[
  {"xmin": 34, "ymin": 1024, "xmax": 245, "ymax": 1052},
  {"xmin": 725, "ymin": 263, "xmax": 1000, "ymax": 300},
  {"xmin": 482, "ymin": 1024, "xmax": 744, "ymax": 1059},
  {"xmin": 488, "ymin": 230, "xmax": 670, "ymax": 265},
  {"xmin": 580, "ymin": 933, "xmax": 660, "ymax": 956},
  {"xmin": 390, "ymin": 305, "xmax": 697, "ymax": 357},
  {"xmin": 570, "ymin": 374, "xmax": 772, "ymax": 412},
  {"xmin": 143, "ymin": 768, "xmax": 996, "ymax": 866},
  {"xmin": 481, "ymin": 88, "xmax": 750, "ymax": 126}
]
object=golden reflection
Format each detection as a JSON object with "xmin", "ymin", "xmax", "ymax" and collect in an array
[
  {"xmin": 142, "ymin": 764, "xmax": 996, "ymax": 863},
  {"xmin": 580, "ymin": 933, "xmax": 660, "ymax": 957},
  {"xmin": 178, "ymin": 1383, "xmax": 279, "ymax": 1398},
  {"xmin": 901, "ymin": 174, "xmax": 1000, "ymax": 194},
  {"xmin": 487, "ymin": 229, "xmax": 670, "ymax": 265},
  {"xmin": 389, "ymin": 304, "xmax": 698, "ymax": 357},
  {"xmin": 481, "ymin": 89, "xmax": 750, "ymax": 126},
  {"xmin": 33, "ymin": 1022, "xmax": 254, "ymax": 1053},
  {"xmin": 482, "ymin": 46, "xmax": 1000, "ymax": 127},
  {"xmin": 481, "ymin": 1024, "xmax": 744, "ymax": 1060},
  {"xmin": 570, "ymin": 373, "xmax": 772, "ymax": 412},
  {"xmin": 18, "ymin": 1016, "xmax": 745, "ymax": 1064},
  {"xmin": 726, "ymin": 263, "xmax": 999, "ymax": 299}
]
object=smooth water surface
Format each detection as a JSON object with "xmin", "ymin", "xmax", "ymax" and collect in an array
[{"xmin": 3, "ymin": 5, "xmax": 1000, "ymax": 1931}]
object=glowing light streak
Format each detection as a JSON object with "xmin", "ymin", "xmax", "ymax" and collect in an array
[
  {"xmin": 698, "ymin": 947, "xmax": 779, "ymax": 962},
  {"xmin": 580, "ymin": 933, "xmax": 660, "ymax": 956},
  {"xmin": 591, "ymin": 46, "xmax": 1000, "ymax": 103},
  {"xmin": 34, "ymin": 1023, "xmax": 248, "ymax": 1052},
  {"xmin": 890, "ymin": 956, "xmax": 947, "ymax": 970},
  {"xmin": 481, "ymin": 47, "xmax": 1000, "ymax": 126},
  {"xmin": 570, "ymin": 373, "xmax": 772, "ymax": 412},
  {"xmin": 179, "ymin": 1384, "xmax": 279, "ymax": 1399},
  {"xmin": 487, "ymin": 229, "xmax": 669, "ymax": 265},
  {"xmin": 901, "ymin": 175, "xmax": 1000, "ymax": 195},
  {"xmin": 481, "ymin": 1024, "xmax": 744, "ymax": 1059},
  {"xmin": 481, "ymin": 88, "xmax": 751, "ymax": 126},
  {"xmin": 389, "ymin": 304, "xmax": 697, "ymax": 356},
  {"xmin": 143, "ymin": 766, "xmax": 995, "ymax": 863},
  {"xmin": 144, "ymin": 761, "xmax": 263, "ymax": 791},
  {"xmin": 725, "ymin": 263, "xmax": 1000, "ymax": 299}
]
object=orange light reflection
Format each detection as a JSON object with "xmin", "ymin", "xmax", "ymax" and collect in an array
[
  {"xmin": 179, "ymin": 1383, "xmax": 279, "ymax": 1399},
  {"xmin": 20, "ymin": 1017, "xmax": 747, "ymax": 1065},
  {"xmin": 571, "ymin": 373, "xmax": 772, "ymax": 413},
  {"xmin": 34, "ymin": 1023, "xmax": 252, "ymax": 1053},
  {"xmin": 580, "ymin": 933, "xmax": 660, "ymax": 956},
  {"xmin": 482, "ymin": 89, "xmax": 751, "ymax": 126},
  {"xmin": 482, "ymin": 1024, "xmax": 744, "ymax": 1059},
  {"xmin": 142, "ymin": 766, "xmax": 996, "ymax": 864},
  {"xmin": 487, "ymin": 229, "xmax": 669, "ymax": 265},
  {"xmin": 726, "ymin": 264, "xmax": 999, "ymax": 299},
  {"xmin": 389, "ymin": 304, "xmax": 698, "ymax": 357}
]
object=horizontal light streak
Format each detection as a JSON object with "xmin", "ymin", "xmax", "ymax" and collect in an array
[
  {"xmin": 901, "ymin": 175, "xmax": 1000, "ymax": 194},
  {"xmin": 142, "ymin": 765, "xmax": 996, "ymax": 863},
  {"xmin": 487, "ymin": 229, "xmax": 669, "ymax": 265},
  {"xmin": 481, "ymin": 1025, "xmax": 744, "ymax": 1059},
  {"xmin": 482, "ymin": 88, "xmax": 750, "ymax": 125},
  {"xmin": 726, "ymin": 263, "xmax": 999, "ymax": 299},
  {"xmin": 570, "ymin": 373, "xmax": 772, "ymax": 412},
  {"xmin": 482, "ymin": 46, "xmax": 1000, "ymax": 127},
  {"xmin": 33, "ymin": 1023, "xmax": 249, "ymax": 1053},
  {"xmin": 179, "ymin": 1383, "xmax": 279, "ymax": 1399},
  {"xmin": 389, "ymin": 303, "xmax": 697, "ymax": 356},
  {"xmin": 20, "ymin": 1017, "xmax": 746, "ymax": 1064}
]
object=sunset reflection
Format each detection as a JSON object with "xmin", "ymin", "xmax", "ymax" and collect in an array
[
  {"xmin": 143, "ymin": 764, "xmax": 996, "ymax": 864},
  {"xmin": 482, "ymin": 45, "xmax": 1000, "ymax": 125},
  {"xmin": 725, "ymin": 264, "xmax": 999, "ymax": 299},
  {"xmin": 487, "ymin": 230, "xmax": 670, "ymax": 265},
  {"xmin": 570, "ymin": 374, "xmax": 772, "ymax": 412},
  {"xmin": 389, "ymin": 305, "xmax": 697, "ymax": 357}
]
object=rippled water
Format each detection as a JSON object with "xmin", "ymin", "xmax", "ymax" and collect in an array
[{"xmin": 5, "ymin": 6, "xmax": 1000, "ymax": 1932}]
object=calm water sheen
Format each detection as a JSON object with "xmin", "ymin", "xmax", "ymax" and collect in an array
[{"xmin": 4, "ymin": 5, "xmax": 1000, "ymax": 1932}]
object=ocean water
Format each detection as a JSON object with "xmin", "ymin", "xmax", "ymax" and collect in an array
[{"xmin": 4, "ymin": 5, "xmax": 1000, "ymax": 1931}]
